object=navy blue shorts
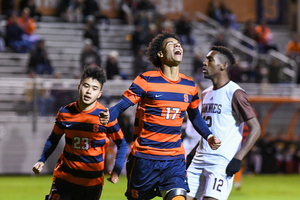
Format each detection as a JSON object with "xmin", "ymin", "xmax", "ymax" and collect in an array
[
  {"xmin": 125, "ymin": 154, "xmax": 189, "ymax": 200},
  {"xmin": 47, "ymin": 178, "xmax": 102, "ymax": 200}
]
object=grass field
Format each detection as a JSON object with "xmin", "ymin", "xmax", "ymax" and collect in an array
[{"xmin": 0, "ymin": 174, "xmax": 299, "ymax": 200}]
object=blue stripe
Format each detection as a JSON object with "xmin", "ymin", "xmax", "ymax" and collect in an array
[
  {"xmin": 141, "ymin": 75, "xmax": 168, "ymax": 83},
  {"xmin": 139, "ymin": 137, "xmax": 182, "ymax": 149},
  {"xmin": 91, "ymin": 139, "xmax": 106, "ymax": 148},
  {"xmin": 191, "ymin": 93, "xmax": 199, "ymax": 102},
  {"xmin": 106, "ymin": 123, "xmax": 120, "ymax": 134},
  {"xmin": 129, "ymin": 82, "xmax": 145, "ymax": 97},
  {"xmin": 60, "ymin": 163, "xmax": 103, "ymax": 179},
  {"xmin": 56, "ymin": 122, "xmax": 107, "ymax": 132},
  {"xmin": 134, "ymin": 151, "xmax": 185, "ymax": 160},
  {"xmin": 63, "ymin": 150, "xmax": 104, "ymax": 163},
  {"xmin": 146, "ymin": 91, "xmax": 192, "ymax": 102},
  {"xmin": 144, "ymin": 106, "xmax": 162, "ymax": 116},
  {"xmin": 178, "ymin": 78, "xmax": 195, "ymax": 86},
  {"xmin": 143, "ymin": 122, "xmax": 181, "ymax": 134},
  {"xmin": 179, "ymin": 110, "xmax": 186, "ymax": 118},
  {"xmin": 65, "ymin": 137, "xmax": 72, "ymax": 145},
  {"xmin": 59, "ymin": 104, "xmax": 79, "ymax": 114}
]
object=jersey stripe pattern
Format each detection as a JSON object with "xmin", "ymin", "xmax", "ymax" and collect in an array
[
  {"xmin": 123, "ymin": 70, "xmax": 199, "ymax": 160},
  {"xmin": 51, "ymin": 101, "xmax": 124, "ymax": 187}
]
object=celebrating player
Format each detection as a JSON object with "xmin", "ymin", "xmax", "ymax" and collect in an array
[
  {"xmin": 186, "ymin": 46, "xmax": 261, "ymax": 200},
  {"xmin": 32, "ymin": 65, "xmax": 127, "ymax": 200},
  {"xmin": 99, "ymin": 32, "xmax": 221, "ymax": 200}
]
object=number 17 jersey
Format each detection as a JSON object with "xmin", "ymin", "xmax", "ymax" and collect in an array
[{"xmin": 122, "ymin": 70, "xmax": 200, "ymax": 160}]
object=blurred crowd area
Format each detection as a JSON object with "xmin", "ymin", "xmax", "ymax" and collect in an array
[
  {"xmin": 239, "ymin": 134, "xmax": 300, "ymax": 175},
  {"xmin": 0, "ymin": 0, "xmax": 300, "ymax": 84}
]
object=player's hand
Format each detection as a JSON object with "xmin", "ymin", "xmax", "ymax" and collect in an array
[
  {"xmin": 99, "ymin": 108, "xmax": 110, "ymax": 125},
  {"xmin": 107, "ymin": 171, "xmax": 119, "ymax": 184},
  {"xmin": 32, "ymin": 162, "xmax": 44, "ymax": 174},
  {"xmin": 226, "ymin": 158, "xmax": 241, "ymax": 177},
  {"xmin": 207, "ymin": 135, "xmax": 221, "ymax": 150}
]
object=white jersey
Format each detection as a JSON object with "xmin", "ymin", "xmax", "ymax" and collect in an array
[{"xmin": 194, "ymin": 81, "xmax": 248, "ymax": 165}]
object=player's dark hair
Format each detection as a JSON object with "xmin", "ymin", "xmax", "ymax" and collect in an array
[
  {"xmin": 146, "ymin": 32, "xmax": 180, "ymax": 68},
  {"xmin": 211, "ymin": 46, "xmax": 236, "ymax": 70},
  {"xmin": 80, "ymin": 64, "xmax": 106, "ymax": 90}
]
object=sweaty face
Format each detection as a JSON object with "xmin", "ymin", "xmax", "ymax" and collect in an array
[
  {"xmin": 203, "ymin": 50, "xmax": 223, "ymax": 79},
  {"xmin": 78, "ymin": 78, "xmax": 102, "ymax": 111},
  {"xmin": 159, "ymin": 38, "xmax": 183, "ymax": 66}
]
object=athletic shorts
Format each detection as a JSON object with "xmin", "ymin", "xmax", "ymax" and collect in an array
[
  {"xmin": 125, "ymin": 153, "xmax": 189, "ymax": 200},
  {"xmin": 47, "ymin": 178, "xmax": 102, "ymax": 200},
  {"xmin": 187, "ymin": 162, "xmax": 234, "ymax": 200}
]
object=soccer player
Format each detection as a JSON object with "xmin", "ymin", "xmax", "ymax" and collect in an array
[
  {"xmin": 186, "ymin": 46, "xmax": 261, "ymax": 200},
  {"xmin": 32, "ymin": 65, "xmax": 127, "ymax": 200},
  {"xmin": 99, "ymin": 32, "xmax": 221, "ymax": 200}
]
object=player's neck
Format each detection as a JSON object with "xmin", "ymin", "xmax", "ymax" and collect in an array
[
  {"xmin": 212, "ymin": 76, "xmax": 230, "ymax": 89},
  {"xmin": 161, "ymin": 65, "xmax": 179, "ymax": 81},
  {"xmin": 78, "ymin": 100, "xmax": 97, "ymax": 111}
]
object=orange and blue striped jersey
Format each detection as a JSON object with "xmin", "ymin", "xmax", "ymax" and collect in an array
[
  {"xmin": 122, "ymin": 70, "xmax": 200, "ymax": 160},
  {"xmin": 40, "ymin": 101, "xmax": 127, "ymax": 187}
]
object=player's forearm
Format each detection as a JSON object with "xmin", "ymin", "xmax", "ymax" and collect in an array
[
  {"xmin": 187, "ymin": 108, "xmax": 211, "ymax": 140},
  {"xmin": 38, "ymin": 132, "xmax": 62, "ymax": 162},
  {"xmin": 112, "ymin": 138, "xmax": 128, "ymax": 175}
]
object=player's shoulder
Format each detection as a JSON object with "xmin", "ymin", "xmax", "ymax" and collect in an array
[
  {"xmin": 179, "ymin": 73, "xmax": 196, "ymax": 86},
  {"xmin": 59, "ymin": 101, "xmax": 77, "ymax": 113}
]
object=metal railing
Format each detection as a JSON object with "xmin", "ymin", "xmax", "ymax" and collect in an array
[{"xmin": 194, "ymin": 11, "xmax": 298, "ymax": 83}]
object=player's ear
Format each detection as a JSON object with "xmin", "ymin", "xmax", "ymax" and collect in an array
[
  {"xmin": 157, "ymin": 51, "xmax": 163, "ymax": 58},
  {"xmin": 97, "ymin": 91, "xmax": 102, "ymax": 99},
  {"xmin": 221, "ymin": 63, "xmax": 228, "ymax": 71}
]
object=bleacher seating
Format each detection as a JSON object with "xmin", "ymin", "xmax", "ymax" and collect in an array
[{"xmin": 0, "ymin": 17, "xmax": 295, "ymax": 116}]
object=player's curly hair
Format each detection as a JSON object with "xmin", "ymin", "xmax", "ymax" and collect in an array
[
  {"xmin": 80, "ymin": 64, "xmax": 106, "ymax": 90},
  {"xmin": 146, "ymin": 32, "xmax": 180, "ymax": 68},
  {"xmin": 211, "ymin": 46, "xmax": 236, "ymax": 70}
]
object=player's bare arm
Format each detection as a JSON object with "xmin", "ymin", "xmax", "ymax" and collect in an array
[
  {"xmin": 32, "ymin": 161, "xmax": 44, "ymax": 174},
  {"xmin": 234, "ymin": 117, "xmax": 261, "ymax": 160},
  {"xmin": 99, "ymin": 108, "xmax": 109, "ymax": 125},
  {"xmin": 207, "ymin": 135, "xmax": 221, "ymax": 150}
]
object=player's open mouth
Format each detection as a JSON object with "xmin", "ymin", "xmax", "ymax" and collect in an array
[
  {"xmin": 174, "ymin": 50, "xmax": 181, "ymax": 55},
  {"xmin": 84, "ymin": 95, "xmax": 91, "ymax": 101}
]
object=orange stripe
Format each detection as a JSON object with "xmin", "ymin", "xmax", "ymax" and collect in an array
[
  {"xmin": 141, "ymin": 129, "xmax": 181, "ymax": 142},
  {"xmin": 54, "ymin": 169, "xmax": 104, "ymax": 187},
  {"xmin": 53, "ymin": 124, "xmax": 64, "ymax": 135},
  {"xmin": 132, "ymin": 142, "xmax": 184, "ymax": 156},
  {"xmin": 64, "ymin": 130, "xmax": 109, "ymax": 140},
  {"xmin": 147, "ymin": 82, "xmax": 196, "ymax": 94},
  {"xmin": 109, "ymin": 130, "xmax": 124, "ymax": 140},
  {"xmin": 59, "ymin": 113, "xmax": 101, "ymax": 124},
  {"xmin": 143, "ymin": 113, "xmax": 184, "ymax": 126},
  {"xmin": 64, "ymin": 142, "xmax": 109, "ymax": 157}
]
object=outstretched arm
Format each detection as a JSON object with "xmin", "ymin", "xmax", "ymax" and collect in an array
[
  {"xmin": 99, "ymin": 98, "xmax": 133, "ymax": 125},
  {"xmin": 32, "ymin": 132, "xmax": 62, "ymax": 174},
  {"xmin": 187, "ymin": 107, "xmax": 221, "ymax": 150}
]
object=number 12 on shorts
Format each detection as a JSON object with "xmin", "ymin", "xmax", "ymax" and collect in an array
[{"xmin": 213, "ymin": 178, "xmax": 223, "ymax": 192}]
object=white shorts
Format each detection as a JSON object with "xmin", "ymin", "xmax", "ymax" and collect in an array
[{"xmin": 187, "ymin": 162, "xmax": 234, "ymax": 200}]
